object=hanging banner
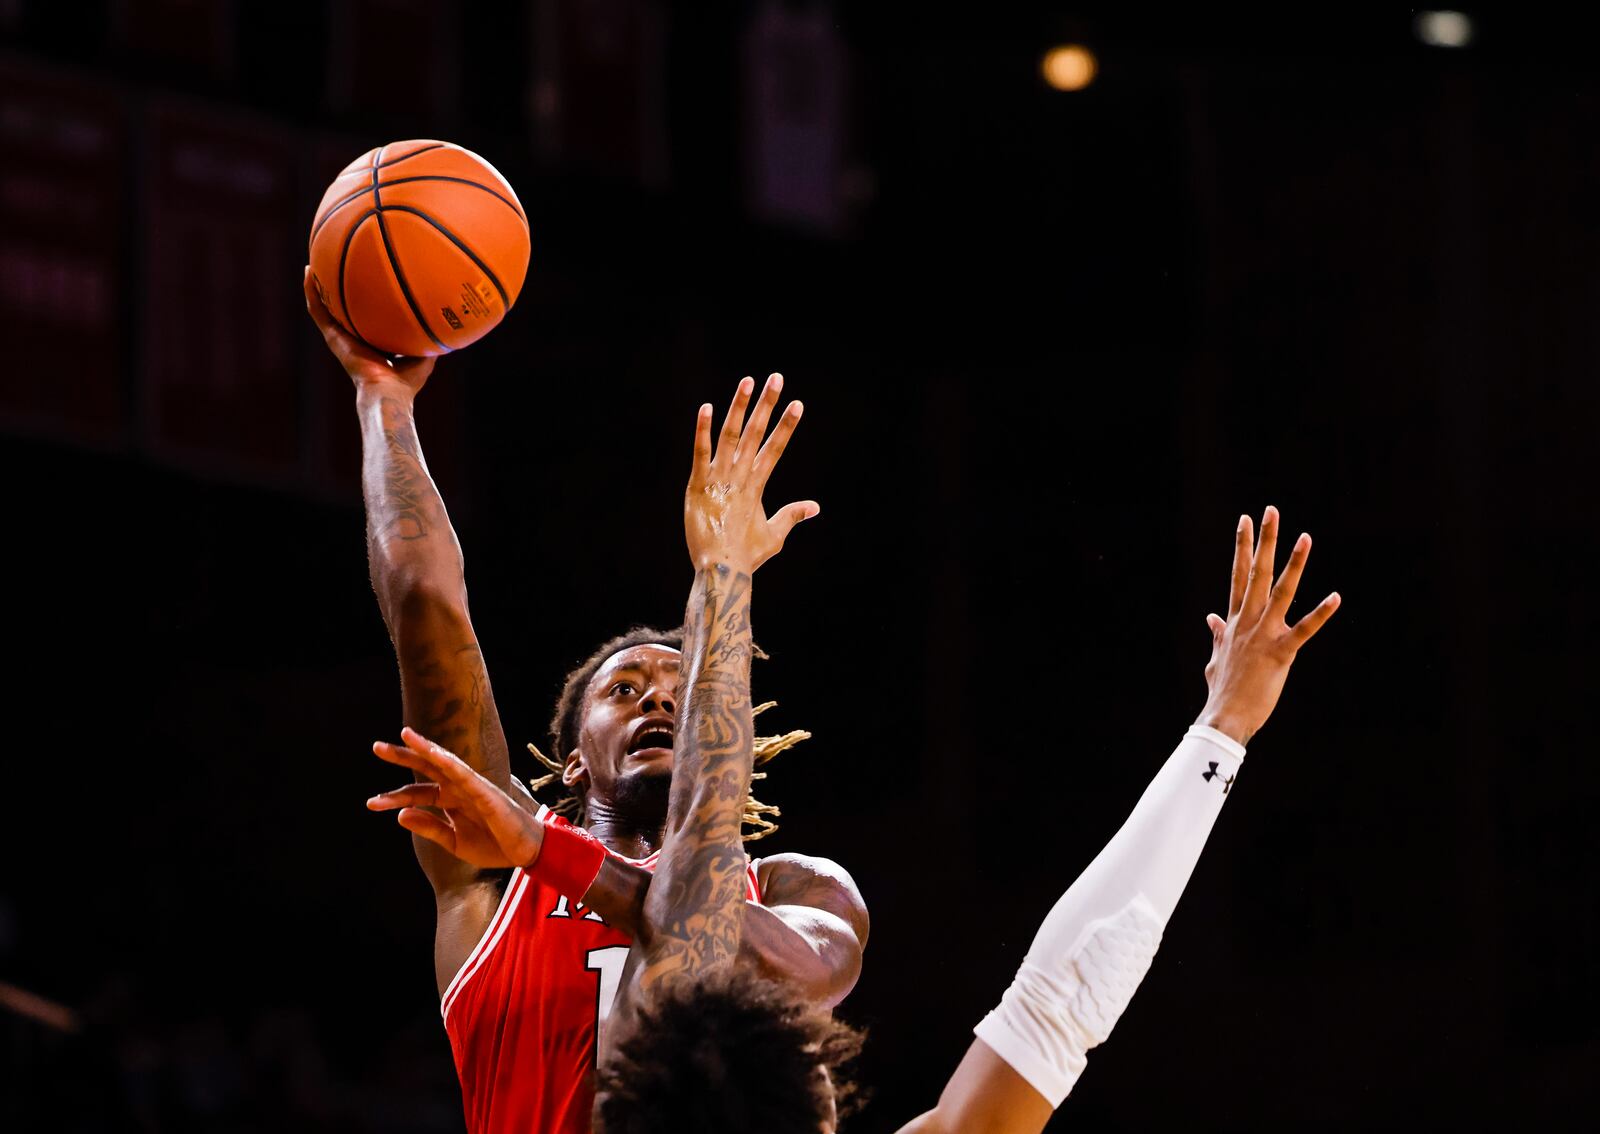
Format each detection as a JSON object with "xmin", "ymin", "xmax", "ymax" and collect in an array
[
  {"xmin": 142, "ymin": 99, "xmax": 301, "ymax": 479},
  {"xmin": 326, "ymin": 0, "xmax": 458, "ymax": 121},
  {"xmin": 0, "ymin": 59, "xmax": 128, "ymax": 444},
  {"xmin": 530, "ymin": 0, "xmax": 668, "ymax": 185},
  {"xmin": 743, "ymin": 0, "xmax": 847, "ymax": 233},
  {"xmin": 111, "ymin": 0, "xmax": 236, "ymax": 79}
]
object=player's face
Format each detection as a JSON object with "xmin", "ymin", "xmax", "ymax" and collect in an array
[{"xmin": 572, "ymin": 645, "xmax": 682, "ymax": 804}]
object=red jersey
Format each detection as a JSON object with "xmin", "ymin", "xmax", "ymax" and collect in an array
[{"xmin": 441, "ymin": 809, "xmax": 764, "ymax": 1134}]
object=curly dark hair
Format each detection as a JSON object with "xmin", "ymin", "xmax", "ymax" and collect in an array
[
  {"xmin": 526, "ymin": 626, "xmax": 808, "ymax": 838},
  {"xmin": 593, "ymin": 968, "xmax": 865, "ymax": 1134}
]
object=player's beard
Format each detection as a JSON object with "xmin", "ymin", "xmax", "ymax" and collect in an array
[{"xmin": 610, "ymin": 764, "xmax": 672, "ymax": 825}]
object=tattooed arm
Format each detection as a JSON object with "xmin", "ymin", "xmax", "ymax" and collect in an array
[
  {"xmin": 571, "ymin": 852, "xmax": 867, "ymax": 1008},
  {"xmin": 306, "ymin": 270, "xmax": 510, "ymax": 994},
  {"xmin": 629, "ymin": 562, "xmax": 758, "ymax": 993},
  {"xmin": 617, "ymin": 375, "xmax": 821, "ymax": 1011}
]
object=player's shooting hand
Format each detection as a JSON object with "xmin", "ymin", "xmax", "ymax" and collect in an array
[
  {"xmin": 303, "ymin": 266, "xmax": 435, "ymax": 397},
  {"xmin": 367, "ymin": 727, "xmax": 544, "ymax": 869},
  {"xmin": 685, "ymin": 374, "xmax": 819, "ymax": 572},
  {"xmin": 1196, "ymin": 506, "xmax": 1341, "ymax": 745}
]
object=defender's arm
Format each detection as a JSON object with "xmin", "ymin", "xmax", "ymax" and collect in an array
[
  {"xmin": 899, "ymin": 508, "xmax": 1340, "ymax": 1134},
  {"xmin": 575, "ymin": 850, "xmax": 867, "ymax": 1008},
  {"xmin": 618, "ymin": 375, "xmax": 819, "ymax": 1006},
  {"xmin": 628, "ymin": 561, "xmax": 760, "ymax": 993}
]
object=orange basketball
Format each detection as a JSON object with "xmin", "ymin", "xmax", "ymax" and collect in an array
[{"xmin": 308, "ymin": 140, "xmax": 530, "ymax": 357}]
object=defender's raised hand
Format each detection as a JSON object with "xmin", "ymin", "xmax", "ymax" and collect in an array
[
  {"xmin": 685, "ymin": 374, "xmax": 819, "ymax": 572},
  {"xmin": 303, "ymin": 266, "xmax": 436, "ymax": 396},
  {"xmin": 367, "ymin": 727, "xmax": 544, "ymax": 869},
  {"xmin": 1197, "ymin": 506, "xmax": 1341, "ymax": 745}
]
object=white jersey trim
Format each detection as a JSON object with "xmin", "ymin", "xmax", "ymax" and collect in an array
[{"xmin": 440, "ymin": 868, "xmax": 531, "ymax": 1024}]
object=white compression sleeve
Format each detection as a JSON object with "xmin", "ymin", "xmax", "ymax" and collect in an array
[{"xmin": 972, "ymin": 725, "xmax": 1246, "ymax": 1106}]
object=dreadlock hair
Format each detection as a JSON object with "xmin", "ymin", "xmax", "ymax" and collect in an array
[
  {"xmin": 526, "ymin": 625, "xmax": 810, "ymax": 841},
  {"xmin": 592, "ymin": 967, "xmax": 865, "ymax": 1134}
]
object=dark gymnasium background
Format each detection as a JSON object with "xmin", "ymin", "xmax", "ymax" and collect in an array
[{"xmin": 1, "ymin": 3, "xmax": 1596, "ymax": 1130}]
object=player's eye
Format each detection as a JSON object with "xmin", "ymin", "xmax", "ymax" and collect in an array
[{"xmin": 610, "ymin": 682, "xmax": 635, "ymax": 697}]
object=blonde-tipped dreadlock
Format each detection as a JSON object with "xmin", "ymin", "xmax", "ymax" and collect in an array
[{"xmin": 526, "ymin": 702, "xmax": 808, "ymax": 842}]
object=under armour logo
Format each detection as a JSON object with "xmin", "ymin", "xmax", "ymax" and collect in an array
[{"xmin": 1202, "ymin": 761, "xmax": 1235, "ymax": 794}]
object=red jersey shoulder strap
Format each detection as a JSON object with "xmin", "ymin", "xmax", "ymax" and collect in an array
[{"xmin": 440, "ymin": 868, "xmax": 532, "ymax": 1024}]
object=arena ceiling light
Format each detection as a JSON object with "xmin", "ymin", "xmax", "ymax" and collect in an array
[
  {"xmin": 1042, "ymin": 44, "xmax": 1098, "ymax": 92},
  {"xmin": 1414, "ymin": 10, "xmax": 1475, "ymax": 48}
]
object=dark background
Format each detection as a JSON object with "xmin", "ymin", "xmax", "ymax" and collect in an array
[{"xmin": 2, "ymin": 2, "xmax": 1596, "ymax": 1130}]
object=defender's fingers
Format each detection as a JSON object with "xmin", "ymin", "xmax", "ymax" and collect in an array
[
  {"xmin": 752, "ymin": 401, "xmax": 804, "ymax": 486},
  {"xmin": 398, "ymin": 726, "xmax": 467, "ymax": 767},
  {"xmin": 767, "ymin": 500, "xmax": 821, "ymax": 545},
  {"xmin": 1241, "ymin": 506, "xmax": 1280, "ymax": 620},
  {"xmin": 395, "ymin": 729, "xmax": 520, "ymax": 812},
  {"xmin": 1206, "ymin": 612, "xmax": 1226, "ymax": 638},
  {"xmin": 395, "ymin": 807, "xmax": 456, "ymax": 849},
  {"xmin": 372, "ymin": 739, "xmax": 432, "ymax": 773},
  {"xmin": 1267, "ymin": 533, "xmax": 1311, "ymax": 624},
  {"xmin": 1228, "ymin": 514, "xmax": 1252, "ymax": 617},
  {"xmin": 716, "ymin": 377, "xmax": 756, "ymax": 465},
  {"xmin": 689, "ymin": 403, "xmax": 714, "ymax": 482},
  {"xmin": 734, "ymin": 374, "xmax": 783, "ymax": 470},
  {"xmin": 366, "ymin": 783, "xmax": 441, "ymax": 811},
  {"xmin": 384, "ymin": 730, "xmax": 475, "ymax": 786},
  {"xmin": 1288, "ymin": 591, "xmax": 1342, "ymax": 648}
]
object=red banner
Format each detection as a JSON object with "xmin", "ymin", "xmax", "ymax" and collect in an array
[
  {"xmin": 326, "ymin": 0, "xmax": 458, "ymax": 120},
  {"xmin": 142, "ymin": 99, "xmax": 301, "ymax": 479},
  {"xmin": 742, "ymin": 1, "xmax": 848, "ymax": 234},
  {"xmin": 531, "ymin": 0, "xmax": 667, "ymax": 184},
  {"xmin": 112, "ymin": 0, "xmax": 236, "ymax": 79},
  {"xmin": 0, "ymin": 59, "xmax": 128, "ymax": 444}
]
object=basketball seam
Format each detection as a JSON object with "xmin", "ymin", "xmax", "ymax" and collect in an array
[
  {"xmin": 375, "ymin": 175, "xmax": 528, "ymax": 226},
  {"xmin": 371, "ymin": 146, "xmax": 450, "ymax": 354},
  {"xmin": 330, "ymin": 143, "xmax": 446, "ymax": 186},
  {"xmin": 315, "ymin": 176, "xmax": 525, "ymax": 245},
  {"xmin": 312, "ymin": 184, "xmax": 376, "ymax": 243},
  {"xmin": 375, "ymin": 142, "xmax": 446, "ymax": 169},
  {"xmin": 381, "ymin": 204, "xmax": 513, "ymax": 312},
  {"xmin": 337, "ymin": 208, "xmax": 381, "ymax": 352}
]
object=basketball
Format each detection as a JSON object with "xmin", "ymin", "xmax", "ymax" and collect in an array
[{"xmin": 308, "ymin": 140, "xmax": 530, "ymax": 357}]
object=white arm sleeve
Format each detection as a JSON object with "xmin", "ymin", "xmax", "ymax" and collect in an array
[{"xmin": 972, "ymin": 724, "xmax": 1245, "ymax": 1106}]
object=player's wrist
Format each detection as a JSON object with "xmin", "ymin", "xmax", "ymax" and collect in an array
[
  {"xmin": 355, "ymin": 377, "xmax": 416, "ymax": 408},
  {"xmin": 526, "ymin": 813, "xmax": 608, "ymax": 902},
  {"xmin": 1193, "ymin": 706, "xmax": 1255, "ymax": 747},
  {"xmin": 691, "ymin": 555, "xmax": 757, "ymax": 576}
]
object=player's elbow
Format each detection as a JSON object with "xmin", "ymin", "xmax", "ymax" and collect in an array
[
  {"xmin": 369, "ymin": 543, "xmax": 467, "ymax": 610},
  {"xmin": 377, "ymin": 570, "xmax": 470, "ymax": 629},
  {"xmin": 796, "ymin": 913, "xmax": 864, "ymax": 1009},
  {"xmin": 817, "ymin": 931, "xmax": 864, "ymax": 1010}
]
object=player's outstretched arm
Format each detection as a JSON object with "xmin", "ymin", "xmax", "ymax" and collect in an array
[
  {"xmin": 576, "ymin": 376, "xmax": 866, "ymax": 1006},
  {"xmin": 898, "ymin": 507, "xmax": 1340, "ymax": 1134},
  {"xmin": 627, "ymin": 375, "xmax": 821, "ymax": 999},
  {"xmin": 305, "ymin": 269, "xmax": 512, "ymax": 988}
]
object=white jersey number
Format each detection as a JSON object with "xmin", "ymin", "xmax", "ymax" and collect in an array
[{"xmin": 586, "ymin": 945, "xmax": 630, "ymax": 1026}]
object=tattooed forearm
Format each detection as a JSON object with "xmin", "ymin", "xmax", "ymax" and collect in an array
[
  {"xmin": 637, "ymin": 563, "xmax": 757, "ymax": 993},
  {"xmin": 358, "ymin": 393, "xmax": 464, "ymax": 616},
  {"xmin": 379, "ymin": 410, "xmax": 429, "ymax": 541},
  {"xmin": 356, "ymin": 389, "xmax": 509, "ymax": 791}
]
